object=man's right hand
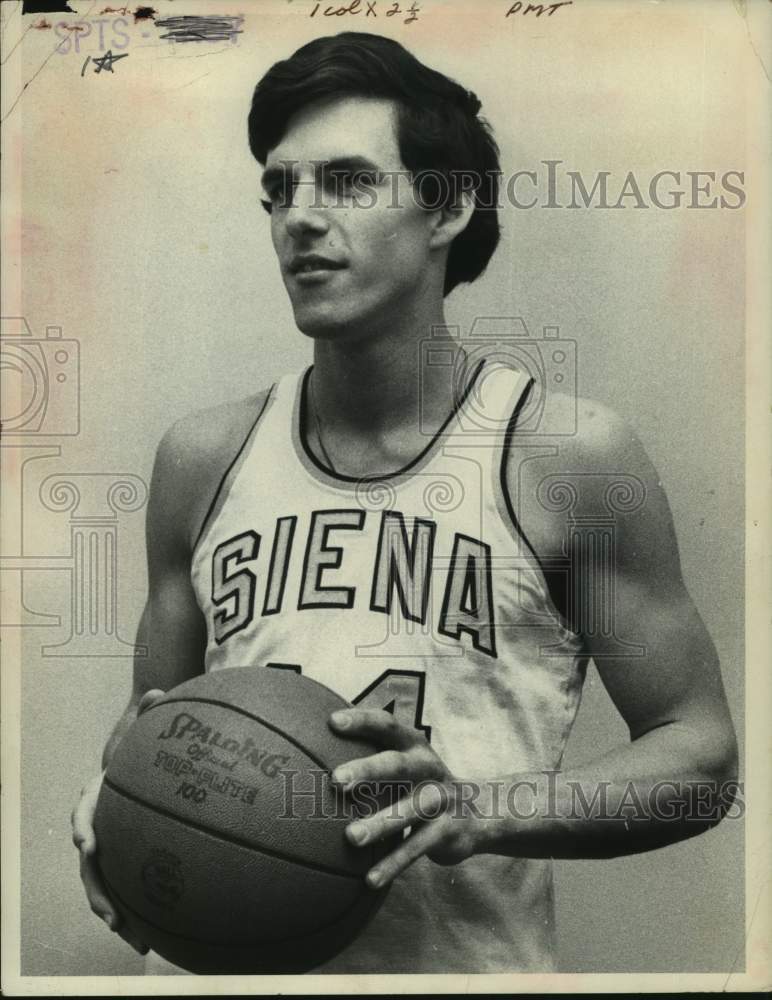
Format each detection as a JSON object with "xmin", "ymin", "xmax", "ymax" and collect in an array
[{"xmin": 70, "ymin": 689, "xmax": 165, "ymax": 956}]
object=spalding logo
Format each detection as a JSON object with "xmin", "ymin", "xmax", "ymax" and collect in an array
[{"xmin": 156, "ymin": 711, "xmax": 290, "ymax": 778}]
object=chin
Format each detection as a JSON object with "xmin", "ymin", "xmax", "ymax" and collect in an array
[
  {"xmin": 292, "ymin": 303, "xmax": 372, "ymax": 342},
  {"xmin": 294, "ymin": 311, "xmax": 343, "ymax": 340}
]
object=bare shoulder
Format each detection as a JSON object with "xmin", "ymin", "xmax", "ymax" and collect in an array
[
  {"xmin": 512, "ymin": 392, "xmax": 655, "ymax": 487},
  {"xmin": 513, "ymin": 393, "xmax": 679, "ymax": 573},
  {"xmin": 148, "ymin": 386, "xmax": 274, "ymax": 558},
  {"xmin": 156, "ymin": 389, "xmax": 272, "ymax": 472},
  {"xmin": 552, "ymin": 395, "xmax": 652, "ymax": 470}
]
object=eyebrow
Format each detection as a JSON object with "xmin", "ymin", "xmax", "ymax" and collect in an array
[{"xmin": 261, "ymin": 156, "xmax": 384, "ymax": 193}]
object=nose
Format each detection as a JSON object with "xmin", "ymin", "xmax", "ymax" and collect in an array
[{"xmin": 284, "ymin": 180, "xmax": 330, "ymax": 239}]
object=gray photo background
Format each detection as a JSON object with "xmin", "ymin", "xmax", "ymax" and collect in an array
[{"xmin": 7, "ymin": 0, "xmax": 748, "ymax": 977}]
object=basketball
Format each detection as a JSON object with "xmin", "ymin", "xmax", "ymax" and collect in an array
[{"xmin": 93, "ymin": 666, "xmax": 397, "ymax": 974}]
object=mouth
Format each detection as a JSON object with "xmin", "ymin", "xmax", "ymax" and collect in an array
[{"xmin": 289, "ymin": 255, "xmax": 347, "ymax": 280}]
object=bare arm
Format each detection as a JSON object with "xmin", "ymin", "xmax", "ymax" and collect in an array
[
  {"xmin": 71, "ymin": 420, "xmax": 209, "ymax": 950},
  {"xmin": 325, "ymin": 400, "xmax": 739, "ymax": 884},
  {"xmin": 70, "ymin": 389, "xmax": 270, "ymax": 947},
  {"xmin": 105, "ymin": 416, "xmax": 211, "ymax": 762},
  {"xmin": 488, "ymin": 399, "xmax": 739, "ymax": 857}
]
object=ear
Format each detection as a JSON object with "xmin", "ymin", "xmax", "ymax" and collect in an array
[{"xmin": 428, "ymin": 189, "xmax": 475, "ymax": 251}]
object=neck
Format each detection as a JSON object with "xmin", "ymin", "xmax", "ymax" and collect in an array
[{"xmin": 310, "ymin": 299, "xmax": 463, "ymax": 437}]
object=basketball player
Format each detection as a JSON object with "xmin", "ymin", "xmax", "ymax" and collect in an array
[{"xmin": 71, "ymin": 32, "xmax": 738, "ymax": 973}]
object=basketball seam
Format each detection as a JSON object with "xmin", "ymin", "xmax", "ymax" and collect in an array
[
  {"xmin": 142, "ymin": 695, "xmax": 334, "ymax": 773},
  {"xmin": 99, "ymin": 860, "xmax": 373, "ymax": 952},
  {"xmin": 101, "ymin": 776, "xmax": 365, "ymax": 881}
]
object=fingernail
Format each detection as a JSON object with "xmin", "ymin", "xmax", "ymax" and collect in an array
[
  {"xmin": 333, "ymin": 768, "xmax": 352, "ymax": 785},
  {"xmin": 102, "ymin": 914, "xmax": 116, "ymax": 930},
  {"xmin": 367, "ymin": 869, "xmax": 383, "ymax": 888},
  {"xmin": 331, "ymin": 711, "xmax": 350, "ymax": 729},
  {"xmin": 348, "ymin": 822, "xmax": 366, "ymax": 845}
]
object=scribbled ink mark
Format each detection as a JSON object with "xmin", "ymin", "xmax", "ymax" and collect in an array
[
  {"xmin": 81, "ymin": 50, "xmax": 129, "ymax": 75},
  {"xmin": 98, "ymin": 5, "xmax": 154, "ymax": 17},
  {"xmin": 154, "ymin": 15, "xmax": 244, "ymax": 44},
  {"xmin": 23, "ymin": 0, "xmax": 76, "ymax": 13}
]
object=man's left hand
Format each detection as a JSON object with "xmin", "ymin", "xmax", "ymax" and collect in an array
[{"xmin": 329, "ymin": 708, "xmax": 481, "ymax": 889}]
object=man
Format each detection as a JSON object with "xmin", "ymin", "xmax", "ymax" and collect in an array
[{"xmin": 71, "ymin": 31, "xmax": 737, "ymax": 974}]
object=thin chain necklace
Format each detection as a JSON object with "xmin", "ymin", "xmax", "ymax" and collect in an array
[
  {"xmin": 309, "ymin": 363, "xmax": 475, "ymax": 477},
  {"xmin": 309, "ymin": 373, "xmax": 339, "ymax": 474}
]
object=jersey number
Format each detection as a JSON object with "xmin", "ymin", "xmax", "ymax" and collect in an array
[{"xmin": 266, "ymin": 663, "xmax": 431, "ymax": 742}]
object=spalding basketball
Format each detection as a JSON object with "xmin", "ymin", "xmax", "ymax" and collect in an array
[{"xmin": 93, "ymin": 666, "xmax": 397, "ymax": 973}]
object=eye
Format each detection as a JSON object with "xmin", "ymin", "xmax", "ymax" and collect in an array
[
  {"xmin": 348, "ymin": 170, "xmax": 379, "ymax": 190},
  {"xmin": 322, "ymin": 168, "xmax": 379, "ymax": 198},
  {"xmin": 353, "ymin": 170, "xmax": 379, "ymax": 188},
  {"xmin": 261, "ymin": 177, "xmax": 294, "ymax": 212},
  {"xmin": 321, "ymin": 168, "xmax": 349, "ymax": 196}
]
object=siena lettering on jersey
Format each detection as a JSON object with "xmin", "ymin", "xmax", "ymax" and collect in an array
[{"xmin": 210, "ymin": 508, "xmax": 497, "ymax": 659}]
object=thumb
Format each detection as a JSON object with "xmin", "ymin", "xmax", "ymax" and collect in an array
[{"xmin": 137, "ymin": 689, "xmax": 165, "ymax": 716}]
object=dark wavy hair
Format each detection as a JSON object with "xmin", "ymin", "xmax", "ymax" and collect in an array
[{"xmin": 247, "ymin": 32, "xmax": 501, "ymax": 296}]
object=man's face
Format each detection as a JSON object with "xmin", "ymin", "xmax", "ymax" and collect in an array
[{"xmin": 262, "ymin": 96, "xmax": 438, "ymax": 340}]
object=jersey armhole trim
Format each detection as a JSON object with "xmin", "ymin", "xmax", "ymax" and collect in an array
[
  {"xmin": 498, "ymin": 377, "xmax": 579, "ymax": 636},
  {"xmin": 190, "ymin": 386, "xmax": 276, "ymax": 555},
  {"xmin": 499, "ymin": 376, "xmax": 538, "ymax": 561}
]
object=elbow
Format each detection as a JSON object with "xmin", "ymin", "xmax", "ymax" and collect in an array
[
  {"xmin": 719, "ymin": 730, "xmax": 739, "ymax": 787},
  {"xmin": 667, "ymin": 714, "xmax": 740, "ymax": 833},
  {"xmin": 694, "ymin": 723, "xmax": 740, "ymax": 830},
  {"xmin": 671, "ymin": 713, "xmax": 738, "ymax": 785},
  {"xmin": 715, "ymin": 728, "xmax": 740, "ymax": 822},
  {"xmin": 706, "ymin": 721, "xmax": 739, "ymax": 787}
]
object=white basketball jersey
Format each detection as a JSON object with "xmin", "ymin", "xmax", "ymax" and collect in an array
[{"xmin": 188, "ymin": 360, "xmax": 588, "ymax": 973}]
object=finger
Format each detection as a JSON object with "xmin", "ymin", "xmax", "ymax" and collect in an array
[
  {"xmin": 79, "ymin": 852, "xmax": 118, "ymax": 928},
  {"xmin": 71, "ymin": 807, "xmax": 96, "ymax": 854},
  {"xmin": 332, "ymin": 749, "xmax": 416, "ymax": 788},
  {"xmin": 80, "ymin": 855, "xmax": 148, "ymax": 954},
  {"xmin": 346, "ymin": 781, "xmax": 447, "ymax": 846},
  {"xmin": 71, "ymin": 778, "xmax": 102, "ymax": 854},
  {"xmin": 332, "ymin": 743, "xmax": 445, "ymax": 791},
  {"xmin": 116, "ymin": 925, "xmax": 150, "ymax": 956},
  {"xmin": 329, "ymin": 708, "xmax": 422, "ymax": 751},
  {"xmin": 364, "ymin": 820, "xmax": 442, "ymax": 889},
  {"xmin": 138, "ymin": 689, "xmax": 165, "ymax": 716}
]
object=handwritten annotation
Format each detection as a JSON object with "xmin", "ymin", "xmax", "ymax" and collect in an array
[
  {"xmin": 309, "ymin": 1, "xmax": 420, "ymax": 24},
  {"xmin": 505, "ymin": 2, "xmax": 573, "ymax": 16},
  {"xmin": 81, "ymin": 49, "xmax": 128, "ymax": 75}
]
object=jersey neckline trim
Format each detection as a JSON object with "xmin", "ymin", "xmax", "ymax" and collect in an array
[{"xmin": 294, "ymin": 358, "xmax": 486, "ymax": 487}]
